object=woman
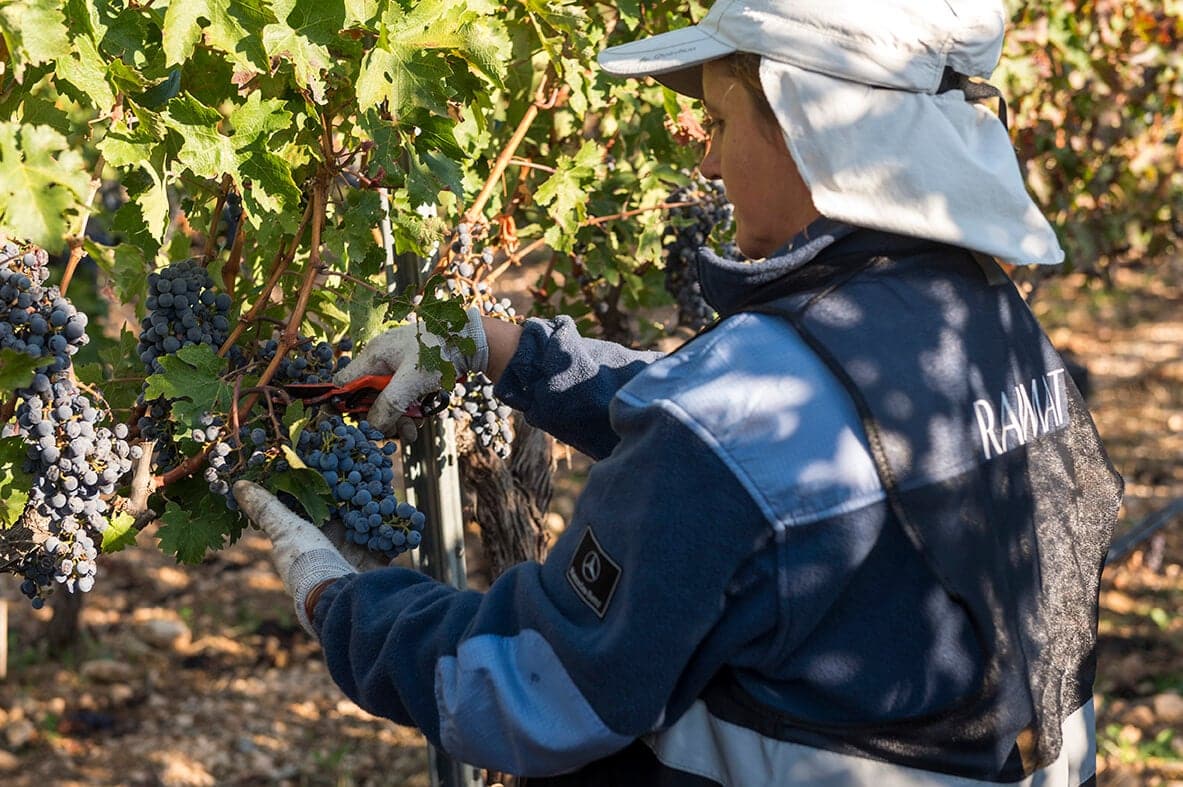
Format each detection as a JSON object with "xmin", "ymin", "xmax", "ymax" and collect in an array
[{"xmin": 236, "ymin": 1, "xmax": 1121, "ymax": 784}]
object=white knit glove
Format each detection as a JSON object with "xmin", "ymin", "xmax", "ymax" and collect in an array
[
  {"xmin": 233, "ymin": 480, "xmax": 360, "ymax": 637},
  {"xmin": 334, "ymin": 306, "xmax": 488, "ymax": 438}
]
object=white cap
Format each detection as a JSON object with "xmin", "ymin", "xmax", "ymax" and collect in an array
[{"xmin": 598, "ymin": 0, "xmax": 1065, "ymax": 266}]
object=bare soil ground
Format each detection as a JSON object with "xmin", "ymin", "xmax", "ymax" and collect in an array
[{"xmin": 1, "ymin": 253, "xmax": 1180, "ymax": 786}]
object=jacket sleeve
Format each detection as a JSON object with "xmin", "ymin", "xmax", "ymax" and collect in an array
[
  {"xmin": 493, "ymin": 315, "xmax": 664, "ymax": 459},
  {"xmin": 312, "ymin": 391, "xmax": 776, "ymax": 777}
]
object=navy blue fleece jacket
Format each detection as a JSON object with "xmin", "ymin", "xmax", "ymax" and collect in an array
[{"xmin": 310, "ymin": 223, "xmax": 980, "ymax": 776}]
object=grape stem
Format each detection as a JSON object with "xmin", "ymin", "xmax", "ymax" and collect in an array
[
  {"xmin": 75, "ymin": 381, "xmax": 115, "ymax": 423},
  {"xmin": 202, "ymin": 175, "xmax": 234, "ymax": 267},
  {"xmin": 229, "ymin": 374, "xmax": 243, "ymax": 449},
  {"xmin": 508, "ymin": 157, "xmax": 556, "ymax": 175},
  {"xmin": 258, "ymin": 172, "xmax": 328, "ymax": 392}
]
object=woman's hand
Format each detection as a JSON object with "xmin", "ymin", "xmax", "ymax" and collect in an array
[
  {"xmin": 334, "ymin": 306, "xmax": 489, "ymax": 437},
  {"xmin": 232, "ymin": 480, "xmax": 361, "ymax": 636}
]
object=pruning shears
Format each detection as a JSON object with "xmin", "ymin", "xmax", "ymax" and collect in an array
[{"xmin": 285, "ymin": 374, "xmax": 451, "ymax": 418}]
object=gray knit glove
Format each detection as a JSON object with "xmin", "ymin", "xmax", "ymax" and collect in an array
[
  {"xmin": 233, "ymin": 480, "xmax": 356, "ymax": 637},
  {"xmin": 333, "ymin": 306, "xmax": 488, "ymax": 438}
]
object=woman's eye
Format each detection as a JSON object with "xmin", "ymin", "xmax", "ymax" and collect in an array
[{"xmin": 702, "ymin": 117, "xmax": 723, "ymax": 135}]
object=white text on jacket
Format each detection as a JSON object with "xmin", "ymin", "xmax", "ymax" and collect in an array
[{"xmin": 973, "ymin": 369, "xmax": 1068, "ymax": 460}]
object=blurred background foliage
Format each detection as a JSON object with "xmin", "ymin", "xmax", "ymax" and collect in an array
[{"xmin": 1001, "ymin": 0, "xmax": 1182, "ymax": 276}]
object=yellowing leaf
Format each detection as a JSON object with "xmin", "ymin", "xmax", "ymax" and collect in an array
[{"xmin": 0, "ymin": 122, "xmax": 89, "ymax": 249}]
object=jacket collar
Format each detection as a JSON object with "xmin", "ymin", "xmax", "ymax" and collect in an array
[{"xmin": 697, "ymin": 220, "xmax": 950, "ymax": 317}]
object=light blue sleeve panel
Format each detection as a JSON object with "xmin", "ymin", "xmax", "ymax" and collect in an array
[
  {"xmin": 435, "ymin": 628, "xmax": 633, "ymax": 775},
  {"xmin": 621, "ymin": 312, "xmax": 884, "ymax": 530}
]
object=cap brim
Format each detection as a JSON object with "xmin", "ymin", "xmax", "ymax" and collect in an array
[{"xmin": 597, "ymin": 25, "xmax": 734, "ymax": 99}]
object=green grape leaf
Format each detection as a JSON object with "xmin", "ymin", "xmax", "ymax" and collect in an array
[
  {"xmin": 160, "ymin": 0, "xmax": 205, "ymax": 66},
  {"xmin": 0, "ymin": 436, "xmax": 32, "ymax": 529},
  {"xmin": 16, "ymin": 93, "xmax": 73, "ymax": 136},
  {"xmin": 347, "ymin": 282, "xmax": 388, "ymax": 346},
  {"xmin": 417, "ymin": 341, "xmax": 456, "ymax": 392},
  {"xmin": 0, "ymin": 347, "xmax": 46, "ymax": 389},
  {"xmin": 76, "ymin": 328, "xmax": 144, "ymax": 415},
  {"xmin": 84, "ymin": 234, "xmax": 150, "ymax": 309},
  {"xmin": 405, "ymin": 110, "xmax": 465, "ymax": 162},
  {"xmin": 269, "ymin": 451, "xmax": 332, "ymax": 526},
  {"xmin": 237, "ymin": 143, "xmax": 301, "ymax": 215},
  {"xmin": 128, "ymin": 146, "xmax": 170, "ymax": 243},
  {"xmin": 405, "ymin": 144, "xmax": 457, "ymax": 207},
  {"xmin": 157, "ymin": 497, "xmax": 237, "ymax": 564},
  {"xmin": 110, "ymin": 194, "xmax": 162, "ymax": 277},
  {"xmin": 142, "ymin": 344, "xmax": 233, "ymax": 429},
  {"xmin": 534, "ymin": 139, "xmax": 601, "ymax": 236},
  {"xmin": 54, "ymin": 33, "xmax": 116, "ymax": 110},
  {"xmin": 357, "ymin": 0, "xmax": 506, "ymax": 112},
  {"xmin": 283, "ymin": 400, "xmax": 308, "ymax": 444},
  {"xmin": 229, "ymin": 92, "xmax": 293, "ymax": 148},
  {"xmin": 355, "ymin": 46, "xmax": 405, "ymax": 113},
  {"xmin": 106, "ymin": 57, "xmax": 146, "ymax": 94},
  {"xmin": 0, "ymin": 122, "xmax": 90, "ymax": 250},
  {"xmin": 262, "ymin": 0, "xmax": 343, "ymax": 104},
  {"xmin": 162, "ymin": 93, "xmax": 241, "ymax": 182},
  {"xmin": 524, "ymin": 0, "xmax": 590, "ymax": 39},
  {"xmin": 0, "ymin": 0, "xmax": 69, "ymax": 79},
  {"xmin": 344, "ymin": 0, "xmax": 379, "ymax": 28},
  {"xmin": 97, "ymin": 113, "xmax": 165, "ymax": 169},
  {"xmin": 137, "ymin": 68, "xmax": 183, "ymax": 109},
  {"xmin": 162, "ymin": 0, "xmax": 273, "ymax": 71},
  {"xmin": 100, "ymin": 511, "xmax": 139, "ymax": 553}
]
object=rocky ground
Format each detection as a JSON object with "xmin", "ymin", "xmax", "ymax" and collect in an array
[{"xmin": 1, "ymin": 252, "xmax": 1180, "ymax": 786}]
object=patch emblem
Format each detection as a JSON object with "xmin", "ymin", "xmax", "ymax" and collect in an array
[{"xmin": 565, "ymin": 527, "xmax": 621, "ymax": 618}]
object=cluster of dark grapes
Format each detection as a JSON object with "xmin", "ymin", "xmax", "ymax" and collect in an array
[
  {"xmin": 134, "ymin": 258, "xmax": 236, "ymax": 472},
  {"xmin": 259, "ymin": 336, "xmax": 352, "ymax": 384},
  {"xmin": 436, "ymin": 222, "xmax": 517, "ymax": 457},
  {"xmin": 662, "ymin": 175, "xmax": 734, "ymax": 331},
  {"xmin": 135, "ymin": 397, "xmax": 182, "ymax": 470},
  {"xmin": 295, "ymin": 415, "xmax": 424, "ymax": 559},
  {"xmin": 183, "ymin": 335, "xmax": 426, "ymax": 564},
  {"xmin": 13, "ymin": 378, "xmax": 139, "ymax": 602},
  {"xmin": 1, "ymin": 238, "xmax": 135, "ymax": 606},
  {"xmin": 449, "ymin": 373, "xmax": 514, "ymax": 459},
  {"xmin": 127, "ymin": 260, "xmax": 426, "ymax": 566},
  {"xmin": 137, "ymin": 258, "xmax": 232, "ymax": 374},
  {"xmin": 0, "ymin": 242, "xmax": 89, "ymax": 375}
]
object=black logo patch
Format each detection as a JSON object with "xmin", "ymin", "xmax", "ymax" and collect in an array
[{"xmin": 565, "ymin": 527, "xmax": 622, "ymax": 619}]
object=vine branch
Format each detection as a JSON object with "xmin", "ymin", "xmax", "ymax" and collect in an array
[{"xmin": 218, "ymin": 196, "xmax": 314, "ymax": 356}]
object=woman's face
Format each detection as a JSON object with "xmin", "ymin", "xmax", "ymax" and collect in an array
[{"xmin": 699, "ymin": 60, "xmax": 820, "ymax": 259}]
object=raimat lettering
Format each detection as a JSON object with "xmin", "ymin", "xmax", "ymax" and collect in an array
[{"xmin": 973, "ymin": 369, "xmax": 1068, "ymax": 459}]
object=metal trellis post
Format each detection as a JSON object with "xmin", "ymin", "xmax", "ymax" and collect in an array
[{"xmin": 384, "ymin": 210, "xmax": 482, "ymax": 787}]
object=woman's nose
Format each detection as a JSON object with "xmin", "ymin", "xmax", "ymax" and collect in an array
[{"xmin": 699, "ymin": 139, "xmax": 721, "ymax": 180}]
